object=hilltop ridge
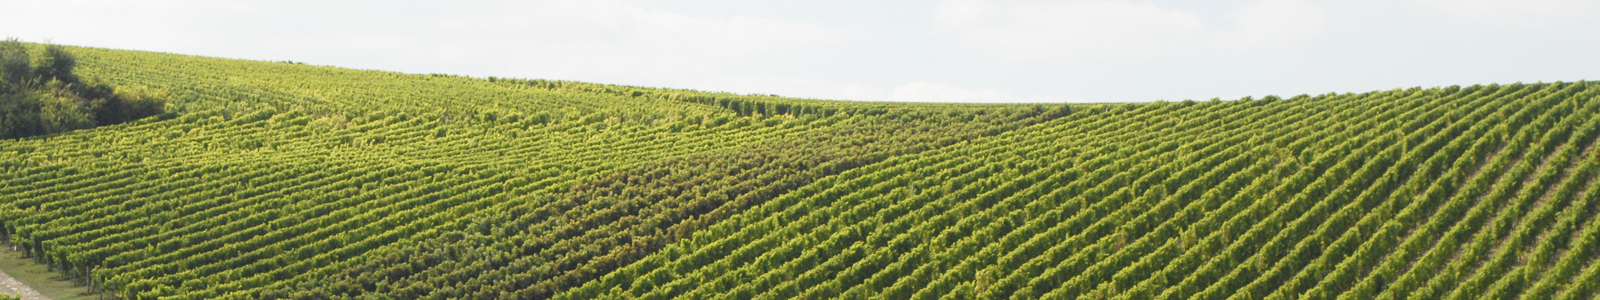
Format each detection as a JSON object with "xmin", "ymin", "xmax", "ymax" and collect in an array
[{"xmin": 0, "ymin": 46, "xmax": 1597, "ymax": 300}]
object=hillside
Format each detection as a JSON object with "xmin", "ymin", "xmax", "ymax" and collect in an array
[{"xmin": 0, "ymin": 46, "xmax": 1597, "ymax": 300}]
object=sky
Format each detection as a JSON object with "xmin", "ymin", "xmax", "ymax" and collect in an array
[{"xmin": 3, "ymin": 0, "xmax": 1599, "ymax": 103}]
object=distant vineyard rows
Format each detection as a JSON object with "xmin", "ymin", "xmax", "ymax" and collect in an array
[{"xmin": 0, "ymin": 46, "xmax": 1597, "ymax": 300}]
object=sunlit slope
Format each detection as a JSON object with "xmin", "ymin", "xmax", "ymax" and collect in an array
[
  {"xmin": 2, "ymin": 45, "xmax": 1599, "ymax": 300},
  {"xmin": 0, "ymin": 46, "xmax": 1062, "ymax": 299},
  {"xmin": 555, "ymin": 83, "xmax": 1600, "ymax": 300}
]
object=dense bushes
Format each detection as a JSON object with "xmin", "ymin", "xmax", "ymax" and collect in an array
[{"xmin": 0, "ymin": 39, "xmax": 164, "ymax": 139}]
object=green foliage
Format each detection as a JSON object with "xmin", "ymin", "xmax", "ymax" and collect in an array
[
  {"xmin": 0, "ymin": 44, "xmax": 1598, "ymax": 300},
  {"xmin": 0, "ymin": 39, "xmax": 30, "ymax": 89},
  {"xmin": 35, "ymin": 44, "xmax": 78, "ymax": 84},
  {"xmin": 0, "ymin": 39, "xmax": 166, "ymax": 139}
]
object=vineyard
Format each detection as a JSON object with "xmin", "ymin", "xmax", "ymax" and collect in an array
[{"xmin": 0, "ymin": 45, "xmax": 1596, "ymax": 300}]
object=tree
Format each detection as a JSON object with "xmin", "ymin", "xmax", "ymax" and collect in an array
[
  {"xmin": 1, "ymin": 38, "xmax": 31, "ymax": 90},
  {"xmin": 34, "ymin": 44, "xmax": 77, "ymax": 84},
  {"xmin": 0, "ymin": 38, "xmax": 166, "ymax": 139}
]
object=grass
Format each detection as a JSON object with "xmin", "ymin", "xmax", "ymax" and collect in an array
[{"xmin": 0, "ymin": 246, "xmax": 96, "ymax": 300}]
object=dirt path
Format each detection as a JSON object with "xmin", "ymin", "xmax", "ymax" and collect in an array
[{"xmin": 0, "ymin": 267, "xmax": 47, "ymax": 300}]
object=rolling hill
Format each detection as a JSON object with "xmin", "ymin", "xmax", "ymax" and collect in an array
[{"xmin": 1, "ymin": 45, "xmax": 1597, "ymax": 300}]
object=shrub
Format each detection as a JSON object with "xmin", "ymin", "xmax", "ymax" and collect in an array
[{"xmin": 0, "ymin": 38, "xmax": 165, "ymax": 139}]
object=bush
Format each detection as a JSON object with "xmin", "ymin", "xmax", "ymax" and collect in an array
[
  {"xmin": 1, "ymin": 39, "xmax": 32, "ymax": 93},
  {"xmin": 0, "ymin": 38, "xmax": 165, "ymax": 139},
  {"xmin": 35, "ymin": 44, "xmax": 78, "ymax": 83}
]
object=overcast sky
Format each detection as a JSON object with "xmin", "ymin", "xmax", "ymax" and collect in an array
[{"xmin": 4, "ymin": 0, "xmax": 1599, "ymax": 103}]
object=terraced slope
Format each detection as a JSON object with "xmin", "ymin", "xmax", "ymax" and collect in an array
[
  {"xmin": 0, "ymin": 45, "xmax": 1597, "ymax": 300},
  {"xmin": 553, "ymin": 83, "xmax": 1600, "ymax": 300},
  {"xmin": 0, "ymin": 46, "xmax": 1056, "ymax": 299}
]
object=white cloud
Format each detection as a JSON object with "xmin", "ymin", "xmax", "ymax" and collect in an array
[
  {"xmin": 1229, "ymin": 0, "xmax": 1327, "ymax": 48},
  {"xmin": 1406, "ymin": 0, "xmax": 1600, "ymax": 22},
  {"xmin": 932, "ymin": 0, "xmax": 1325, "ymax": 61},
  {"xmin": 887, "ymin": 81, "xmax": 1091, "ymax": 103},
  {"xmin": 0, "ymin": 0, "xmax": 850, "ymax": 94},
  {"xmin": 3, "ymin": 0, "xmax": 1106, "ymax": 104},
  {"xmin": 26, "ymin": 0, "xmax": 1583, "ymax": 106}
]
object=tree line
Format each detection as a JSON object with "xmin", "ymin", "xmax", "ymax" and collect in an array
[{"xmin": 0, "ymin": 39, "xmax": 164, "ymax": 139}]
